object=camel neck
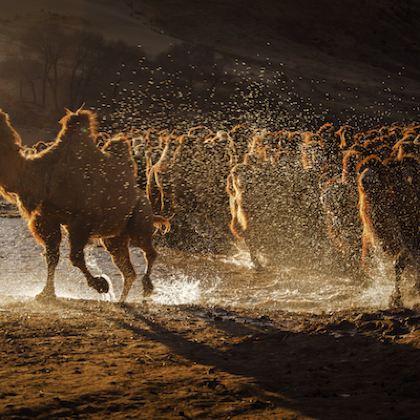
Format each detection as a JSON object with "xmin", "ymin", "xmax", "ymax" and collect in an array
[{"xmin": 0, "ymin": 151, "xmax": 26, "ymax": 196}]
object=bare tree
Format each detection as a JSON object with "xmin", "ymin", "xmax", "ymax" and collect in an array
[
  {"xmin": 0, "ymin": 57, "xmax": 42, "ymax": 103},
  {"xmin": 21, "ymin": 22, "xmax": 68, "ymax": 110},
  {"xmin": 68, "ymin": 32, "xmax": 107, "ymax": 108}
]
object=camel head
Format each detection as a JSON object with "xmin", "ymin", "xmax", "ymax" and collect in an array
[
  {"xmin": 386, "ymin": 155, "xmax": 419, "ymax": 189},
  {"xmin": 318, "ymin": 123, "xmax": 335, "ymax": 141},
  {"xmin": 376, "ymin": 144, "xmax": 392, "ymax": 161},
  {"xmin": 0, "ymin": 110, "xmax": 22, "ymax": 159},
  {"xmin": 337, "ymin": 125, "xmax": 355, "ymax": 150},
  {"xmin": 356, "ymin": 155, "xmax": 389, "ymax": 206},
  {"xmin": 58, "ymin": 108, "xmax": 98, "ymax": 142},
  {"xmin": 206, "ymin": 130, "xmax": 230, "ymax": 151},
  {"xmin": 102, "ymin": 133, "xmax": 132, "ymax": 161},
  {"xmin": 301, "ymin": 134, "xmax": 324, "ymax": 171},
  {"xmin": 341, "ymin": 149, "xmax": 363, "ymax": 184},
  {"xmin": 0, "ymin": 110, "xmax": 23, "ymax": 189}
]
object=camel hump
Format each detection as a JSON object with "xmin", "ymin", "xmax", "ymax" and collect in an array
[
  {"xmin": 59, "ymin": 109, "xmax": 98, "ymax": 142},
  {"xmin": 102, "ymin": 134, "xmax": 133, "ymax": 160}
]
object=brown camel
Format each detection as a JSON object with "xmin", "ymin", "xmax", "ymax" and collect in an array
[
  {"xmin": 0, "ymin": 109, "xmax": 169, "ymax": 302},
  {"xmin": 357, "ymin": 154, "xmax": 420, "ymax": 306}
]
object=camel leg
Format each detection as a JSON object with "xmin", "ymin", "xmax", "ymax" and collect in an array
[
  {"xmin": 390, "ymin": 253, "xmax": 406, "ymax": 308},
  {"xmin": 102, "ymin": 235, "xmax": 136, "ymax": 303},
  {"xmin": 348, "ymin": 250, "xmax": 368, "ymax": 285},
  {"xmin": 245, "ymin": 236, "xmax": 263, "ymax": 272},
  {"xmin": 29, "ymin": 215, "xmax": 61, "ymax": 300},
  {"xmin": 67, "ymin": 227, "xmax": 109, "ymax": 294},
  {"xmin": 137, "ymin": 234, "xmax": 158, "ymax": 297},
  {"xmin": 126, "ymin": 193, "xmax": 158, "ymax": 297}
]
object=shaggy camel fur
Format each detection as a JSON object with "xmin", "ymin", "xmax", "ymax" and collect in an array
[
  {"xmin": 22, "ymin": 140, "xmax": 52, "ymax": 157},
  {"xmin": 357, "ymin": 154, "xmax": 420, "ymax": 306},
  {"xmin": 319, "ymin": 149, "xmax": 365, "ymax": 281},
  {"xmin": 0, "ymin": 109, "xmax": 169, "ymax": 302}
]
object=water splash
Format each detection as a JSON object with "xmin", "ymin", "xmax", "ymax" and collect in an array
[
  {"xmin": 151, "ymin": 273, "xmax": 221, "ymax": 306},
  {"xmin": 151, "ymin": 275, "xmax": 201, "ymax": 305},
  {"xmin": 221, "ymin": 246, "xmax": 254, "ymax": 269},
  {"xmin": 1, "ymin": 218, "xmax": 414, "ymax": 312}
]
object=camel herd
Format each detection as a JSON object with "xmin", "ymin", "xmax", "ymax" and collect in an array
[
  {"xmin": 135, "ymin": 121, "xmax": 419, "ymax": 306},
  {"xmin": 0, "ymin": 109, "xmax": 419, "ymax": 306}
]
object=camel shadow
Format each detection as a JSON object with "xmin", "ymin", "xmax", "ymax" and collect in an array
[
  {"xmin": 8, "ymin": 298, "xmax": 418, "ymax": 419},
  {"xmin": 114, "ymin": 304, "xmax": 420, "ymax": 420}
]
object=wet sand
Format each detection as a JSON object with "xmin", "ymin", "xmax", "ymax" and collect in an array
[{"xmin": 0, "ymin": 300, "xmax": 419, "ymax": 419}]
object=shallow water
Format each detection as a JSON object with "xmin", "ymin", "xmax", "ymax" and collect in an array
[{"xmin": 0, "ymin": 217, "xmax": 411, "ymax": 313}]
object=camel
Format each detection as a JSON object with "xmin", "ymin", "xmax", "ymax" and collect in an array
[
  {"xmin": 319, "ymin": 149, "xmax": 365, "ymax": 281},
  {"xmin": 357, "ymin": 154, "xmax": 420, "ymax": 306},
  {"xmin": 0, "ymin": 109, "xmax": 169, "ymax": 302},
  {"xmin": 227, "ymin": 131, "xmax": 329, "ymax": 271},
  {"xmin": 165, "ymin": 129, "xmax": 240, "ymax": 253}
]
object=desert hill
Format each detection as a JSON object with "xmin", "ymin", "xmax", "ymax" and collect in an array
[{"xmin": 0, "ymin": 0, "xmax": 418, "ymax": 136}]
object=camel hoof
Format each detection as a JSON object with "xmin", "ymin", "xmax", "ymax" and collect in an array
[
  {"xmin": 142, "ymin": 275, "xmax": 154, "ymax": 297},
  {"xmin": 35, "ymin": 290, "xmax": 56, "ymax": 302},
  {"xmin": 91, "ymin": 276, "xmax": 110, "ymax": 294}
]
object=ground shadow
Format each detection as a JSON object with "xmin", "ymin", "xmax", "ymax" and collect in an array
[
  {"xmin": 114, "ymin": 304, "xmax": 420, "ymax": 420},
  {"xmin": 2, "ymin": 299, "xmax": 419, "ymax": 419}
]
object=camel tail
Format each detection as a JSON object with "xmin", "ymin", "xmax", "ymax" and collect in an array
[{"xmin": 153, "ymin": 215, "xmax": 171, "ymax": 235}]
